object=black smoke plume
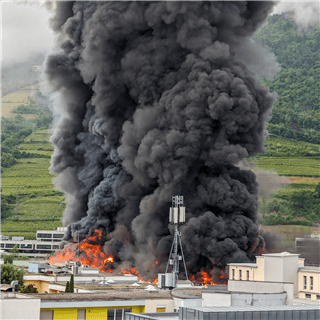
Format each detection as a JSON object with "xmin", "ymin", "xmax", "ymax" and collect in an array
[{"xmin": 45, "ymin": 1, "xmax": 277, "ymax": 279}]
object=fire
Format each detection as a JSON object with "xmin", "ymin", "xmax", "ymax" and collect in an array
[
  {"xmin": 104, "ymin": 256, "xmax": 114, "ymax": 263},
  {"xmin": 48, "ymin": 230, "xmax": 226, "ymax": 286},
  {"xmin": 49, "ymin": 230, "xmax": 159, "ymax": 283},
  {"xmin": 48, "ymin": 229, "xmax": 115, "ymax": 273},
  {"xmin": 189, "ymin": 270, "xmax": 226, "ymax": 286}
]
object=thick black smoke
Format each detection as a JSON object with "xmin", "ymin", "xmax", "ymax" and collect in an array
[{"xmin": 45, "ymin": 1, "xmax": 277, "ymax": 279}]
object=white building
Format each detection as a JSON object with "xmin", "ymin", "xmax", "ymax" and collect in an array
[
  {"xmin": 0, "ymin": 227, "xmax": 67, "ymax": 257},
  {"xmin": 203, "ymin": 252, "xmax": 320, "ymax": 307}
]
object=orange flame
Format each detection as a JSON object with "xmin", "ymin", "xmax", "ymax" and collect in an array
[
  {"xmin": 189, "ymin": 270, "xmax": 226, "ymax": 286},
  {"xmin": 48, "ymin": 230, "xmax": 159, "ymax": 282},
  {"xmin": 48, "ymin": 230, "xmax": 114, "ymax": 273}
]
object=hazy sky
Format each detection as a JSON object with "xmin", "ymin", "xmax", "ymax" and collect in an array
[
  {"xmin": 1, "ymin": 0, "xmax": 319, "ymax": 66},
  {"xmin": 1, "ymin": 1, "xmax": 54, "ymax": 65}
]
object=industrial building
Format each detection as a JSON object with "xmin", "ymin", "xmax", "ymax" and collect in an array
[
  {"xmin": 126, "ymin": 305, "xmax": 320, "ymax": 320},
  {"xmin": 295, "ymin": 232, "xmax": 320, "ymax": 265},
  {"xmin": 0, "ymin": 227, "xmax": 66, "ymax": 257},
  {"xmin": 1, "ymin": 290, "xmax": 174, "ymax": 320}
]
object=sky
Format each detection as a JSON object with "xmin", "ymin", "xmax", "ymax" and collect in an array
[
  {"xmin": 1, "ymin": 0, "xmax": 54, "ymax": 65},
  {"xmin": 1, "ymin": 0, "xmax": 319, "ymax": 66}
]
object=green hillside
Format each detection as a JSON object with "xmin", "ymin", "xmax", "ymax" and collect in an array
[
  {"xmin": 255, "ymin": 14, "xmax": 320, "ymax": 144},
  {"xmin": 1, "ymin": 130, "xmax": 64, "ymax": 239},
  {"xmin": 248, "ymin": 136, "xmax": 320, "ymax": 226}
]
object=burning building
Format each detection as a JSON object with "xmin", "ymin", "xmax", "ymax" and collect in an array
[{"xmin": 45, "ymin": 1, "xmax": 277, "ymax": 283}]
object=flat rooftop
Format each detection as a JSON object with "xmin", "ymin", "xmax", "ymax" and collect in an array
[
  {"xmin": 262, "ymin": 252, "xmax": 299, "ymax": 257},
  {"xmin": 227, "ymin": 263, "xmax": 257, "ymax": 267},
  {"xmin": 27, "ymin": 289, "xmax": 173, "ymax": 301}
]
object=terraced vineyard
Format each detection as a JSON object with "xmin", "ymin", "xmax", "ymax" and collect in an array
[
  {"xmin": 1, "ymin": 130, "xmax": 64, "ymax": 239},
  {"xmin": 250, "ymin": 136, "xmax": 320, "ymax": 178}
]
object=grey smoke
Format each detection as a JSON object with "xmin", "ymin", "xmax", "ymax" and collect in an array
[
  {"xmin": 45, "ymin": 1, "xmax": 277, "ymax": 279},
  {"xmin": 272, "ymin": 1, "xmax": 319, "ymax": 28},
  {"xmin": 238, "ymin": 161, "xmax": 290, "ymax": 205}
]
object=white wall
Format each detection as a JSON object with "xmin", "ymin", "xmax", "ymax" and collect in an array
[
  {"xmin": 202, "ymin": 293, "xmax": 231, "ymax": 307},
  {"xmin": 1, "ymin": 298, "xmax": 41, "ymax": 320},
  {"xmin": 283, "ymin": 255, "xmax": 299, "ymax": 293},
  {"xmin": 264, "ymin": 256, "xmax": 283, "ymax": 282},
  {"xmin": 231, "ymin": 292, "xmax": 287, "ymax": 307},
  {"xmin": 228, "ymin": 280, "xmax": 294, "ymax": 305},
  {"xmin": 145, "ymin": 299, "xmax": 174, "ymax": 312},
  {"xmin": 173, "ymin": 299, "xmax": 202, "ymax": 310}
]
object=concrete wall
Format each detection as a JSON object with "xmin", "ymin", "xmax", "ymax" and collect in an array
[
  {"xmin": 231, "ymin": 292, "xmax": 286, "ymax": 307},
  {"xmin": 254, "ymin": 257, "xmax": 264, "ymax": 281},
  {"xmin": 282, "ymin": 255, "xmax": 299, "ymax": 292},
  {"xmin": 1, "ymin": 298, "xmax": 41, "ymax": 320},
  {"xmin": 264, "ymin": 256, "xmax": 283, "ymax": 283},
  {"xmin": 228, "ymin": 280, "xmax": 294, "ymax": 305},
  {"xmin": 173, "ymin": 299, "xmax": 202, "ymax": 310},
  {"xmin": 145, "ymin": 299, "xmax": 174, "ymax": 313},
  {"xmin": 202, "ymin": 293, "xmax": 231, "ymax": 307}
]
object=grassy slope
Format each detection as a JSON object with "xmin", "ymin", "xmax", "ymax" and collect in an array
[
  {"xmin": 1, "ymin": 130, "xmax": 64, "ymax": 240},
  {"xmin": 251, "ymin": 135, "xmax": 320, "ymax": 178},
  {"xmin": 1, "ymin": 84, "xmax": 40, "ymax": 119}
]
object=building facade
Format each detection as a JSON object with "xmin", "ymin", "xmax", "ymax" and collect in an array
[{"xmin": 0, "ymin": 227, "xmax": 66, "ymax": 257}]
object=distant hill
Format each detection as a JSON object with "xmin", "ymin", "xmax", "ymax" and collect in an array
[
  {"xmin": 254, "ymin": 14, "xmax": 320, "ymax": 144},
  {"xmin": 2, "ymin": 53, "xmax": 46, "ymax": 97}
]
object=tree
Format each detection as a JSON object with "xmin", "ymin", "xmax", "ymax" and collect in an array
[
  {"xmin": 70, "ymin": 274, "xmax": 74, "ymax": 293},
  {"xmin": 315, "ymin": 182, "xmax": 320, "ymax": 198},
  {"xmin": 64, "ymin": 275, "xmax": 74, "ymax": 293},
  {"xmin": 3, "ymin": 255, "xmax": 14, "ymax": 264},
  {"xmin": 1, "ymin": 263, "xmax": 24, "ymax": 290},
  {"xmin": 65, "ymin": 281, "xmax": 70, "ymax": 293},
  {"xmin": 21, "ymin": 284, "xmax": 38, "ymax": 293}
]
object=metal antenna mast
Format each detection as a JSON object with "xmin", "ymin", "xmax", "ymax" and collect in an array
[{"xmin": 163, "ymin": 195, "xmax": 188, "ymax": 289}]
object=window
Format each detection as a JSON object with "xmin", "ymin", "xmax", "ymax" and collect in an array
[
  {"xmin": 5, "ymin": 243, "xmax": 16, "ymax": 248},
  {"xmin": 77, "ymin": 310, "xmax": 86, "ymax": 320},
  {"xmin": 239, "ymin": 270, "xmax": 242, "ymax": 280},
  {"xmin": 0, "ymin": 244, "xmax": 4, "ymax": 248},
  {"xmin": 296, "ymin": 241, "xmax": 302, "ymax": 246},
  {"xmin": 37, "ymin": 233, "xmax": 52, "ymax": 239},
  {"xmin": 247, "ymin": 270, "xmax": 250, "ymax": 281},
  {"xmin": 108, "ymin": 308, "xmax": 132, "ymax": 320},
  {"xmin": 305, "ymin": 293, "xmax": 311, "ymax": 299},
  {"xmin": 21, "ymin": 244, "xmax": 32, "ymax": 249},
  {"xmin": 37, "ymin": 245, "xmax": 51, "ymax": 250},
  {"xmin": 232, "ymin": 269, "xmax": 235, "ymax": 280},
  {"xmin": 310, "ymin": 277, "xmax": 313, "ymax": 290},
  {"xmin": 52, "ymin": 245, "xmax": 59, "ymax": 249},
  {"xmin": 317, "ymin": 295, "xmax": 320, "ymax": 300},
  {"xmin": 40, "ymin": 239, "xmax": 53, "ymax": 242},
  {"xmin": 53, "ymin": 234, "xmax": 64, "ymax": 238},
  {"xmin": 303, "ymin": 276, "xmax": 307, "ymax": 290}
]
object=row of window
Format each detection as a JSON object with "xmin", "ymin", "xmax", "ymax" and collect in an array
[
  {"xmin": 36, "ymin": 245, "xmax": 59, "ymax": 250},
  {"xmin": 0, "ymin": 243, "xmax": 59, "ymax": 250},
  {"xmin": 0, "ymin": 243, "xmax": 32, "ymax": 249},
  {"xmin": 37, "ymin": 233, "xmax": 52, "ymax": 238},
  {"xmin": 305, "ymin": 293, "xmax": 320, "ymax": 299},
  {"xmin": 231, "ymin": 269, "xmax": 250, "ymax": 281},
  {"xmin": 303, "ymin": 276, "xmax": 314, "ymax": 290},
  {"xmin": 40, "ymin": 308, "xmax": 133, "ymax": 320},
  {"xmin": 37, "ymin": 233, "xmax": 64, "ymax": 239}
]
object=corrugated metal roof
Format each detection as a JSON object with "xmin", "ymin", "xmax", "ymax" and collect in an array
[{"xmin": 188, "ymin": 304, "xmax": 320, "ymax": 312}]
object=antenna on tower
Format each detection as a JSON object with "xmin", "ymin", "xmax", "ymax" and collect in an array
[{"xmin": 158, "ymin": 195, "xmax": 188, "ymax": 289}]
